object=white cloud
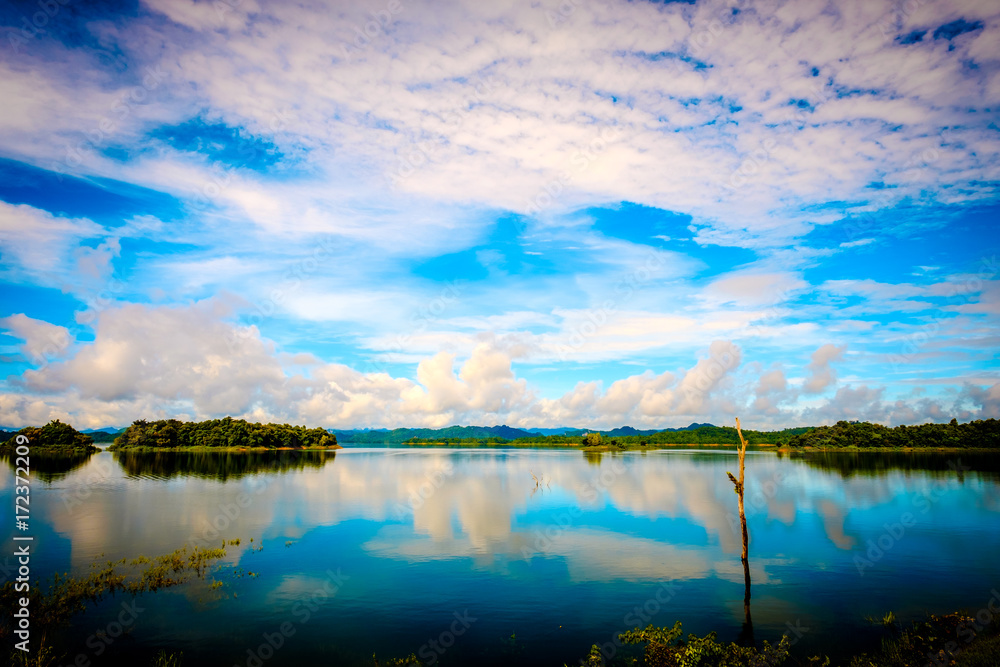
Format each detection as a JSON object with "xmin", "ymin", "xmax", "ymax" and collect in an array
[
  {"xmin": 840, "ymin": 238, "xmax": 875, "ymax": 248},
  {"xmin": 803, "ymin": 343, "xmax": 847, "ymax": 394},
  {"xmin": 703, "ymin": 272, "xmax": 807, "ymax": 307},
  {"xmin": 0, "ymin": 303, "xmax": 993, "ymax": 429},
  {"xmin": 0, "ymin": 202, "xmax": 111, "ymax": 290},
  {"xmin": 0, "ymin": 314, "xmax": 74, "ymax": 364},
  {"xmin": 2, "ymin": 0, "xmax": 997, "ymax": 249},
  {"xmin": 0, "ymin": 0, "xmax": 997, "ymax": 430}
]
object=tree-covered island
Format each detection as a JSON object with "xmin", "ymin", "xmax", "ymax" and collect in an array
[
  {"xmin": 0, "ymin": 419, "xmax": 98, "ymax": 454},
  {"xmin": 107, "ymin": 417, "xmax": 340, "ymax": 451}
]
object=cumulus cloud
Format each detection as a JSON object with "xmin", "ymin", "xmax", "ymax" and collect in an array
[
  {"xmin": 802, "ymin": 385, "xmax": 887, "ymax": 422},
  {"xmin": 0, "ymin": 302, "xmax": 747, "ymax": 428},
  {"xmin": 0, "ymin": 302, "xmax": 994, "ymax": 429},
  {"xmin": 751, "ymin": 367, "xmax": 791, "ymax": 415},
  {"xmin": 803, "ymin": 343, "xmax": 847, "ymax": 394},
  {"xmin": 18, "ymin": 298, "xmax": 283, "ymax": 413},
  {"xmin": 0, "ymin": 301, "xmax": 535, "ymax": 428},
  {"xmin": 958, "ymin": 381, "xmax": 1000, "ymax": 417}
]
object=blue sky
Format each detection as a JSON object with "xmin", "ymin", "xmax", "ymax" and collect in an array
[{"xmin": 0, "ymin": 0, "xmax": 997, "ymax": 429}]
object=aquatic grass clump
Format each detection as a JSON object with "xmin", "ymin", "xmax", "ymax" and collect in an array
[
  {"xmin": 848, "ymin": 608, "xmax": 1000, "ymax": 667},
  {"xmin": 150, "ymin": 649, "xmax": 184, "ymax": 667},
  {"xmin": 578, "ymin": 621, "xmax": 793, "ymax": 667},
  {"xmin": 0, "ymin": 545, "xmax": 229, "ymax": 667}
]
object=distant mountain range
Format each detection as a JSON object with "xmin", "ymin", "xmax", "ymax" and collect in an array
[{"xmin": 330, "ymin": 422, "xmax": 715, "ymax": 443}]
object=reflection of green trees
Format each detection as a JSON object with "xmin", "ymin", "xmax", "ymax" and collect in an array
[
  {"xmin": 789, "ymin": 450, "xmax": 1000, "ymax": 481},
  {"xmin": 641, "ymin": 425, "xmax": 810, "ymax": 446},
  {"xmin": 1, "ymin": 450, "xmax": 95, "ymax": 482},
  {"xmin": 113, "ymin": 449, "xmax": 336, "ymax": 480},
  {"xmin": 110, "ymin": 416, "xmax": 338, "ymax": 450}
]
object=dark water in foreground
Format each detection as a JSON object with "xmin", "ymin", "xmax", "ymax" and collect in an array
[{"xmin": 2, "ymin": 447, "xmax": 999, "ymax": 666}]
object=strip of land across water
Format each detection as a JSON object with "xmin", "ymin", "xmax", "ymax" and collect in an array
[
  {"xmin": 1, "ymin": 417, "xmax": 997, "ymax": 452},
  {"xmin": 394, "ymin": 419, "xmax": 1000, "ymax": 451}
]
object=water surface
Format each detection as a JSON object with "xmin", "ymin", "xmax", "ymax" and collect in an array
[{"xmin": 2, "ymin": 447, "xmax": 998, "ymax": 665}]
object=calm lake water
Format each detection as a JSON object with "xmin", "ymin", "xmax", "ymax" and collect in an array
[{"xmin": 3, "ymin": 447, "xmax": 1000, "ymax": 666}]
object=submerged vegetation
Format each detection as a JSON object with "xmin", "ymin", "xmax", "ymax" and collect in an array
[
  {"xmin": 0, "ymin": 545, "xmax": 228, "ymax": 667},
  {"xmin": 581, "ymin": 621, "xmax": 795, "ymax": 667},
  {"xmin": 109, "ymin": 416, "xmax": 339, "ymax": 450}
]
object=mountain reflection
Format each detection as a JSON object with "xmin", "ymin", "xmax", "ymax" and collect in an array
[{"xmin": 113, "ymin": 449, "xmax": 336, "ymax": 480}]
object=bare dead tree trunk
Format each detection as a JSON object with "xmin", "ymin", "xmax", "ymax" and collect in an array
[
  {"xmin": 727, "ymin": 417, "xmax": 750, "ymax": 562},
  {"xmin": 729, "ymin": 417, "xmax": 753, "ymax": 645}
]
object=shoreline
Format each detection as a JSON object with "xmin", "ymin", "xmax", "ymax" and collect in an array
[
  {"xmin": 26, "ymin": 442, "xmax": 994, "ymax": 453},
  {"xmin": 106, "ymin": 445, "xmax": 343, "ymax": 452},
  {"xmin": 338, "ymin": 441, "xmax": 998, "ymax": 453}
]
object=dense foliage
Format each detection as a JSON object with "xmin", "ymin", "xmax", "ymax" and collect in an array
[
  {"xmin": 109, "ymin": 417, "xmax": 338, "ymax": 450},
  {"xmin": 343, "ymin": 423, "xmax": 717, "ymax": 443},
  {"xmin": 787, "ymin": 419, "xmax": 1000, "ymax": 449},
  {"xmin": 0, "ymin": 419, "xmax": 97, "ymax": 453},
  {"xmin": 339, "ymin": 424, "xmax": 542, "ymax": 443}
]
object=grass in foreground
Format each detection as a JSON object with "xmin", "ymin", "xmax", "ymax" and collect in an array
[
  {"xmin": 0, "ymin": 545, "xmax": 228, "ymax": 667},
  {"xmin": 372, "ymin": 609, "xmax": 1000, "ymax": 667}
]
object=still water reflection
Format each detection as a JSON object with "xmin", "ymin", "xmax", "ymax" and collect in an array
[{"xmin": 1, "ymin": 448, "xmax": 998, "ymax": 665}]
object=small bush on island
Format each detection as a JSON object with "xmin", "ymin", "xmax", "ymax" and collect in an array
[{"xmin": 109, "ymin": 416, "xmax": 339, "ymax": 450}]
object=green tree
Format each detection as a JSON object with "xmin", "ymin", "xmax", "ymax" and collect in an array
[{"xmin": 0, "ymin": 420, "xmax": 97, "ymax": 454}]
